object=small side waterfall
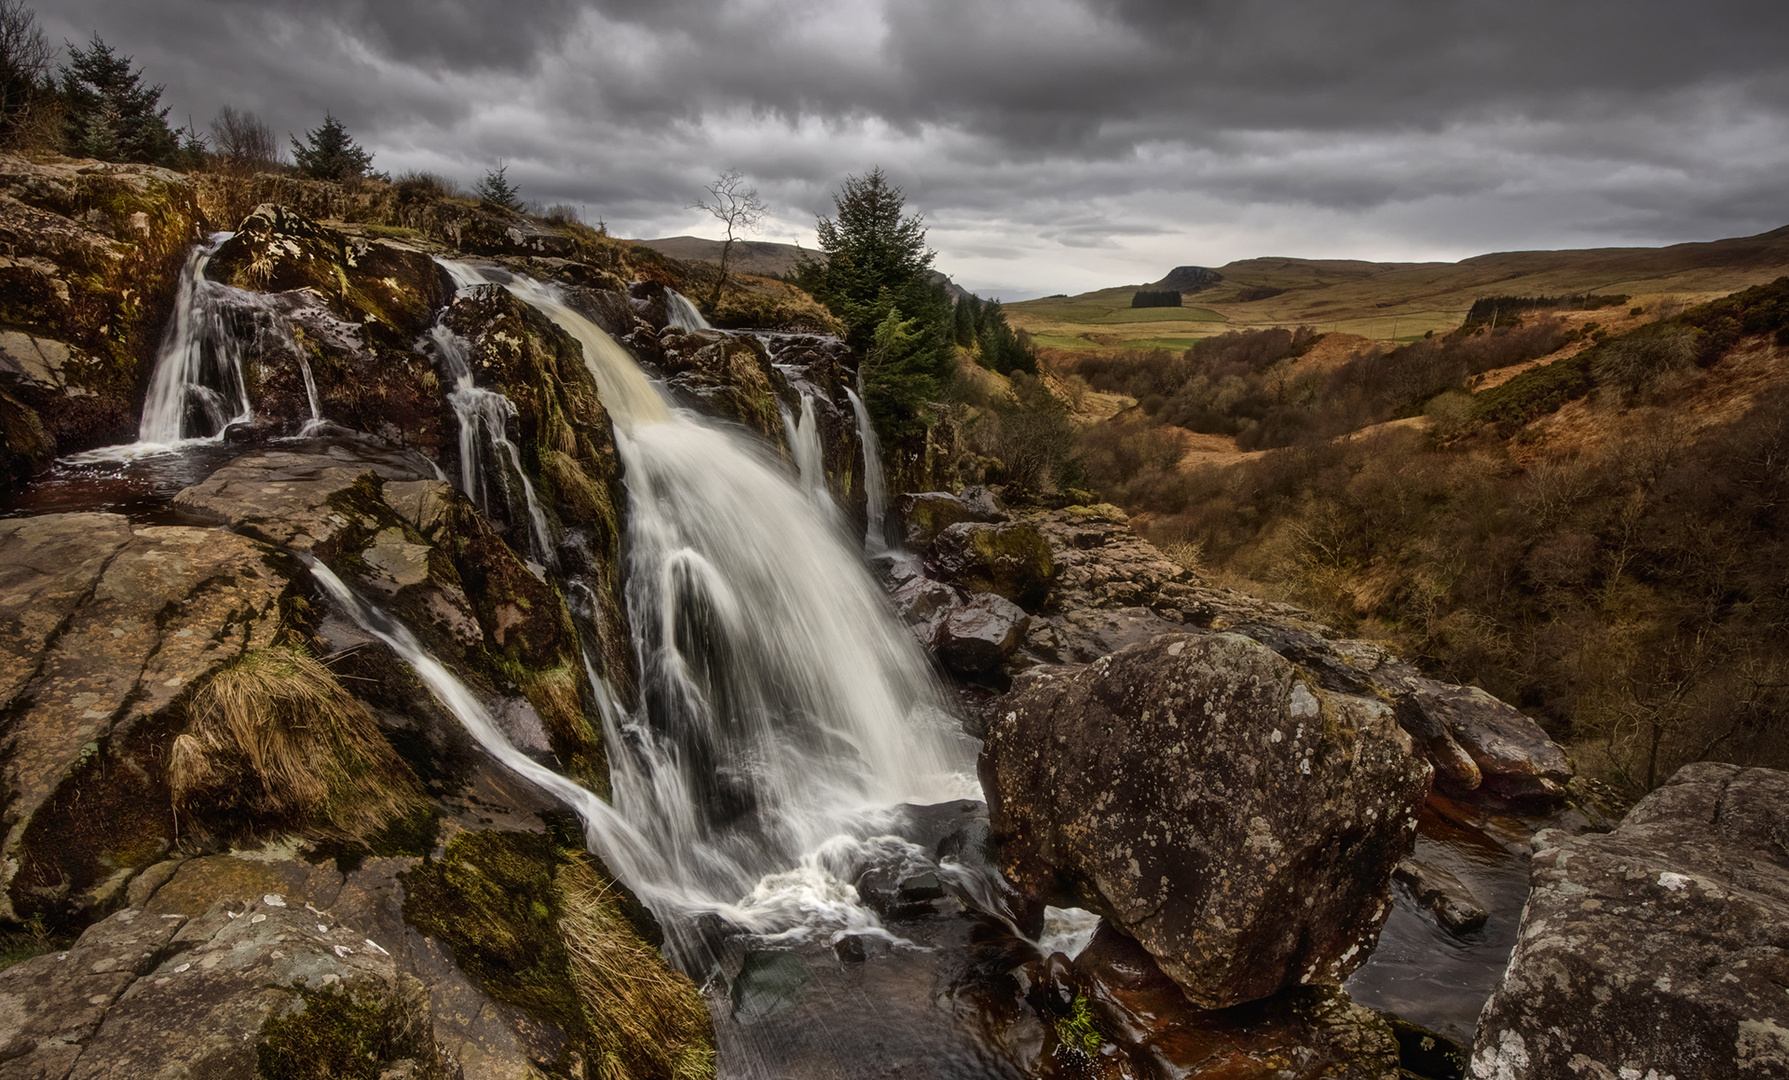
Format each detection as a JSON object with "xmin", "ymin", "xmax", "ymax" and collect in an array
[
  {"xmin": 137, "ymin": 234, "xmax": 255, "ymax": 445},
  {"xmin": 845, "ymin": 387, "xmax": 888, "ymax": 554},
  {"xmin": 778, "ymin": 393, "xmax": 837, "ymax": 522},
  {"xmin": 422, "ymin": 322, "xmax": 556, "ymax": 568},
  {"xmin": 307, "ymin": 560, "xmax": 666, "ymax": 889},
  {"xmin": 665, "ymin": 289, "xmax": 712, "ymax": 332}
]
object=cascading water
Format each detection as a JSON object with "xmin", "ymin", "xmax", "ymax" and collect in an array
[
  {"xmin": 779, "ymin": 393, "xmax": 838, "ymax": 523},
  {"xmin": 665, "ymin": 288, "xmax": 713, "ymax": 332},
  {"xmin": 432, "ymin": 260, "xmax": 977, "ymax": 944},
  {"xmin": 845, "ymin": 387, "xmax": 889, "ymax": 554},
  {"xmin": 421, "ymin": 321, "xmax": 556, "ymax": 568}
]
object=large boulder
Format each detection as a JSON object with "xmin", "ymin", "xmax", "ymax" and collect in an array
[
  {"xmin": 982, "ymin": 632, "xmax": 1432, "ymax": 1009},
  {"xmin": 1471, "ymin": 762, "xmax": 1789, "ymax": 1080},
  {"xmin": 935, "ymin": 593, "xmax": 1030, "ymax": 676},
  {"xmin": 894, "ymin": 489, "xmax": 1007, "ymax": 549},
  {"xmin": 1397, "ymin": 678, "xmax": 1573, "ymax": 802}
]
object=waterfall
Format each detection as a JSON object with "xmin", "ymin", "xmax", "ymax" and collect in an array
[
  {"xmin": 431, "ymin": 260, "xmax": 975, "ymax": 941},
  {"xmin": 665, "ymin": 289, "xmax": 712, "ymax": 332},
  {"xmin": 423, "ymin": 322, "xmax": 556, "ymax": 569},
  {"xmin": 845, "ymin": 387, "xmax": 889, "ymax": 554},
  {"xmin": 779, "ymin": 393, "xmax": 837, "ymax": 522},
  {"xmin": 295, "ymin": 351, "xmax": 323, "ymax": 435}
]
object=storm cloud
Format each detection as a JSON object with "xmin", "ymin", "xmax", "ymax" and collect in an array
[{"xmin": 33, "ymin": 0, "xmax": 1789, "ymax": 296}]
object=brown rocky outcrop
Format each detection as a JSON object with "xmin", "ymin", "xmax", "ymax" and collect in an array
[
  {"xmin": 0, "ymin": 154, "xmax": 206, "ymax": 474},
  {"xmin": 982, "ymin": 631, "xmax": 1432, "ymax": 1009},
  {"xmin": 1471, "ymin": 762, "xmax": 1789, "ymax": 1080}
]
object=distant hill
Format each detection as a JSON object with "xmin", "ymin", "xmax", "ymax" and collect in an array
[
  {"xmin": 634, "ymin": 235, "xmax": 811, "ymax": 278},
  {"xmin": 1010, "ymin": 224, "xmax": 1789, "ymax": 351},
  {"xmin": 634, "ymin": 234, "xmax": 968, "ymax": 301}
]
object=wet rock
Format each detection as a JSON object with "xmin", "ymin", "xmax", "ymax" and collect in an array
[
  {"xmin": 894, "ymin": 489, "xmax": 1007, "ymax": 548},
  {"xmin": 889, "ymin": 576, "xmax": 960, "ymax": 648},
  {"xmin": 1073, "ymin": 923, "xmax": 1401, "ymax": 1080},
  {"xmin": 936, "ymin": 593, "xmax": 1030, "ymax": 676},
  {"xmin": 1400, "ymin": 679, "xmax": 1571, "ymax": 803},
  {"xmin": 982, "ymin": 632, "xmax": 1431, "ymax": 1009},
  {"xmin": 656, "ymin": 331, "xmax": 787, "ymax": 444},
  {"xmin": 1471, "ymin": 762, "xmax": 1789, "ymax": 1080},
  {"xmin": 926, "ymin": 520, "xmax": 1056, "ymax": 611},
  {"xmin": 0, "ymin": 513, "xmax": 301, "ymax": 925},
  {"xmin": 1394, "ymin": 857, "xmax": 1489, "ymax": 934}
]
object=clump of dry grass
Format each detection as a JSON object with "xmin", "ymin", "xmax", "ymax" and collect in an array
[
  {"xmin": 555, "ymin": 858, "xmax": 715, "ymax": 1080},
  {"xmin": 170, "ymin": 646, "xmax": 426, "ymax": 838}
]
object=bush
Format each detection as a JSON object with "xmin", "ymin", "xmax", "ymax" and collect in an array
[{"xmin": 1593, "ymin": 324, "xmax": 1703, "ymax": 397}]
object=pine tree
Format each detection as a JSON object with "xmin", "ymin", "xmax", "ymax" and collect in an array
[
  {"xmin": 290, "ymin": 112, "xmax": 373, "ymax": 181},
  {"xmin": 474, "ymin": 163, "xmax": 522, "ymax": 210},
  {"xmin": 58, "ymin": 35, "xmax": 177, "ymax": 165},
  {"xmin": 794, "ymin": 168, "xmax": 955, "ymax": 437}
]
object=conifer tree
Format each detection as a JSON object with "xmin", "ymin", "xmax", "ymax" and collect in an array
[
  {"xmin": 58, "ymin": 35, "xmax": 177, "ymax": 164},
  {"xmin": 794, "ymin": 167, "xmax": 954, "ymax": 437},
  {"xmin": 474, "ymin": 163, "xmax": 523, "ymax": 210},
  {"xmin": 290, "ymin": 112, "xmax": 373, "ymax": 181}
]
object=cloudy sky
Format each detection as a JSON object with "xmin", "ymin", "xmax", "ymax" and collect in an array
[{"xmin": 34, "ymin": 0, "xmax": 1789, "ymax": 298}]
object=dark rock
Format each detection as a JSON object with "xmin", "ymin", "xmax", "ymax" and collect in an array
[
  {"xmin": 657, "ymin": 332, "xmax": 786, "ymax": 443},
  {"xmin": 888, "ymin": 576, "xmax": 961, "ymax": 649},
  {"xmin": 926, "ymin": 520, "xmax": 1056, "ymax": 611},
  {"xmin": 1389, "ymin": 1017, "xmax": 1470, "ymax": 1080},
  {"xmin": 1394, "ymin": 857, "xmax": 1489, "ymax": 934},
  {"xmin": 1471, "ymin": 762, "xmax": 1789, "ymax": 1080},
  {"xmin": 1074, "ymin": 923, "xmax": 1401, "ymax": 1080},
  {"xmin": 1401, "ymin": 679, "xmax": 1571, "ymax": 803},
  {"xmin": 982, "ymin": 631, "xmax": 1431, "ymax": 1009},
  {"xmin": 893, "ymin": 490, "xmax": 1006, "ymax": 548},
  {"xmin": 936, "ymin": 592, "xmax": 1030, "ymax": 675}
]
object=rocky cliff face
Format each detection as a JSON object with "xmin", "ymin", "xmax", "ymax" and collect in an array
[{"xmin": 0, "ymin": 155, "xmax": 206, "ymax": 477}]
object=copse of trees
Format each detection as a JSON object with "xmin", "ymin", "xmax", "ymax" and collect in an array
[
  {"xmin": 1131, "ymin": 290, "xmax": 1182, "ymax": 309},
  {"xmin": 794, "ymin": 167, "xmax": 955, "ymax": 438},
  {"xmin": 0, "ymin": 0, "xmax": 51, "ymax": 148},
  {"xmin": 1464, "ymin": 292, "xmax": 1631, "ymax": 327},
  {"xmin": 952, "ymin": 292, "xmax": 1038, "ymax": 376}
]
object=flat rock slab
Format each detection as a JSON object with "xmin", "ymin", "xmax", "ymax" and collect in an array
[
  {"xmin": 0, "ymin": 514, "xmax": 295, "ymax": 922},
  {"xmin": 1472, "ymin": 762, "xmax": 1789, "ymax": 1079}
]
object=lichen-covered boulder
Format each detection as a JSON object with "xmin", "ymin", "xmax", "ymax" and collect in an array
[
  {"xmin": 981, "ymin": 632, "xmax": 1431, "ymax": 1009},
  {"xmin": 926, "ymin": 520, "xmax": 1056, "ymax": 611},
  {"xmin": 1470, "ymin": 762, "xmax": 1789, "ymax": 1080}
]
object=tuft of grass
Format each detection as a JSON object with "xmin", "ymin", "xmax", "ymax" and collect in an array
[
  {"xmin": 257, "ymin": 982, "xmax": 446, "ymax": 1080},
  {"xmin": 0, "ymin": 917, "xmax": 64, "ymax": 973},
  {"xmin": 172, "ymin": 646, "xmax": 428, "ymax": 841},
  {"xmin": 556, "ymin": 858, "xmax": 715, "ymax": 1080}
]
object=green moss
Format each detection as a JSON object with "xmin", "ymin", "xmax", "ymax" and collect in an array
[
  {"xmin": 401, "ymin": 831, "xmax": 590, "ymax": 1040},
  {"xmin": 257, "ymin": 983, "xmax": 435, "ymax": 1080},
  {"xmin": 1054, "ymin": 993, "xmax": 1105, "ymax": 1054}
]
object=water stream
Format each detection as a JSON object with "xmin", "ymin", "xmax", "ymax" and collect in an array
[
  {"xmin": 666, "ymin": 288, "xmax": 714, "ymax": 332},
  {"xmin": 844, "ymin": 387, "xmax": 888, "ymax": 554},
  {"xmin": 779, "ymin": 393, "xmax": 839, "ymax": 523}
]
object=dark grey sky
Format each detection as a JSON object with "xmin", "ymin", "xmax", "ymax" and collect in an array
[{"xmin": 34, "ymin": 0, "xmax": 1789, "ymax": 297}]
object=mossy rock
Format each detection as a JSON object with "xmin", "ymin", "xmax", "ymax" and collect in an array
[
  {"xmin": 259, "ymin": 980, "xmax": 451, "ymax": 1080},
  {"xmin": 402, "ymin": 830, "xmax": 714, "ymax": 1080},
  {"xmin": 926, "ymin": 520, "xmax": 1058, "ymax": 610}
]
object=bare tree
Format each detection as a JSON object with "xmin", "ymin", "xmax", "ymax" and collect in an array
[
  {"xmin": 688, "ymin": 169, "xmax": 768, "ymax": 304},
  {"xmin": 210, "ymin": 105, "xmax": 279, "ymax": 173},
  {"xmin": 0, "ymin": 0, "xmax": 52, "ymax": 148}
]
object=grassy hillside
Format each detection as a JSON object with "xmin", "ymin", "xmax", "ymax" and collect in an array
[
  {"xmin": 1059, "ymin": 274, "xmax": 1789, "ymax": 799},
  {"xmin": 635, "ymin": 235, "xmax": 811, "ymax": 278},
  {"xmin": 1011, "ymin": 225, "xmax": 1789, "ymax": 350}
]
